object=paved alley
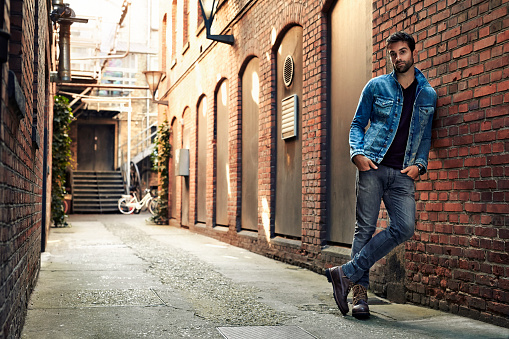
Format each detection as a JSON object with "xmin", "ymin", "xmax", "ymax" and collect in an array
[{"xmin": 21, "ymin": 214, "xmax": 509, "ymax": 339}]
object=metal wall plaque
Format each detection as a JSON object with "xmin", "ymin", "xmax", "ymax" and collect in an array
[
  {"xmin": 281, "ymin": 94, "xmax": 298, "ymax": 139},
  {"xmin": 175, "ymin": 149, "xmax": 190, "ymax": 176}
]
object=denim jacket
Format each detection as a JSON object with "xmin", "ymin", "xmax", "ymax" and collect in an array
[{"xmin": 349, "ymin": 68, "xmax": 437, "ymax": 172}]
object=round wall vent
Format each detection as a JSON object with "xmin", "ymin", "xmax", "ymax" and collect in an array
[{"xmin": 283, "ymin": 55, "xmax": 294, "ymax": 88}]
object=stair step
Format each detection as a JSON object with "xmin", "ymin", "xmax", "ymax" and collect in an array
[
  {"xmin": 74, "ymin": 199, "xmax": 119, "ymax": 204},
  {"xmin": 73, "ymin": 192, "xmax": 120, "ymax": 196},
  {"xmin": 74, "ymin": 179, "xmax": 123, "ymax": 182},
  {"xmin": 71, "ymin": 170, "xmax": 125, "ymax": 214},
  {"xmin": 73, "ymin": 208, "xmax": 119, "ymax": 213},
  {"xmin": 76, "ymin": 187, "xmax": 124, "ymax": 190}
]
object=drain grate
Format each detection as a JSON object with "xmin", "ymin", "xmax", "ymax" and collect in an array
[{"xmin": 217, "ymin": 326, "xmax": 316, "ymax": 339}]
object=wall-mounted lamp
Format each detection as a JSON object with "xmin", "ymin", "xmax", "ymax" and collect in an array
[
  {"xmin": 198, "ymin": 0, "xmax": 234, "ymax": 45},
  {"xmin": 143, "ymin": 71, "xmax": 168, "ymax": 106}
]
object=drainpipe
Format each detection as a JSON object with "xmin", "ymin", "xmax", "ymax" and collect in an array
[
  {"xmin": 50, "ymin": 0, "xmax": 88, "ymax": 82},
  {"xmin": 58, "ymin": 21, "xmax": 71, "ymax": 81},
  {"xmin": 0, "ymin": 0, "xmax": 10, "ymax": 64}
]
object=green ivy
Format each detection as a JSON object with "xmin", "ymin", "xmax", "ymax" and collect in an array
[
  {"xmin": 150, "ymin": 119, "xmax": 172, "ymax": 224},
  {"xmin": 51, "ymin": 95, "xmax": 73, "ymax": 227}
]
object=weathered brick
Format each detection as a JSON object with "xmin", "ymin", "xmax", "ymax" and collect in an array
[{"xmin": 1, "ymin": 0, "xmax": 54, "ymax": 335}]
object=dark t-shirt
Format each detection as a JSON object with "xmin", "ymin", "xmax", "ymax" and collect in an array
[{"xmin": 380, "ymin": 79, "xmax": 417, "ymax": 170}]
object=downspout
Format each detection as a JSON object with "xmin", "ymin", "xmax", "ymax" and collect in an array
[
  {"xmin": 51, "ymin": 0, "xmax": 88, "ymax": 82},
  {"xmin": 0, "ymin": 0, "xmax": 10, "ymax": 64}
]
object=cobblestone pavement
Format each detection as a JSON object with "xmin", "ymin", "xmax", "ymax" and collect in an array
[{"xmin": 22, "ymin": 214, "xmax": 509, "ymax": 339}]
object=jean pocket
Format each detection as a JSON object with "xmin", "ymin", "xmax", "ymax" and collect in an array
[{"xmin": 358, "ymin": 167, "xmax": 375, "ymax": 174}]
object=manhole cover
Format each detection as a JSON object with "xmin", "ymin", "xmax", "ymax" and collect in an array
[{"xmin": 217, "ymin": 326, "xmax": 316, "ymax": 339}]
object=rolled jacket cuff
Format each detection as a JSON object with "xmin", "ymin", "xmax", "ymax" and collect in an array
[{"xmin": 350, "ymin": 150, "xmax": 365, "ymax": 163}]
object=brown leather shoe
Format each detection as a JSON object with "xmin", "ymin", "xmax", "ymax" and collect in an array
[
  {"xmin": 352, "ymin": 284, "xmax": 370, "ymax": 319},
  {"xmin": 325, "ymin": 266, "xmax": 351, "ymax": 315}
]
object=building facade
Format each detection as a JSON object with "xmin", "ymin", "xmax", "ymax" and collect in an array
[
  {"xmin": 0, "ymin": 0, "xmax": 54, "ymax": 336},
  {"xmin": 158, "ymin": 0, "xmax": 508, "ymax": 326},
  {"xmin": 62, "ymin": 0, "xmax": 160, "ymax": 212}
]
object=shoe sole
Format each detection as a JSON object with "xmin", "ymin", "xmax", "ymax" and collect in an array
[
  {"xmin": 352, "ymin": 310, "xmax": 370, "ymax": 319},
  {"xmin": 325, "ymin": 268, "xmax": 349, "ymax": 316}
]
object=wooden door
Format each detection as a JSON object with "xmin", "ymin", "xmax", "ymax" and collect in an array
[{"xmin": 77, "ymin": 124, "xmax": 114, "ymax": 171}]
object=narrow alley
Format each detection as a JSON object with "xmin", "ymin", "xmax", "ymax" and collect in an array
[{"xmin": 21, "ymin": 214, "xmax": 509, "ymax": 339}]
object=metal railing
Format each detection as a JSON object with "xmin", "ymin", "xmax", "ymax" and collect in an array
[{"xmin": 118, "ymin": 122, "xmax": 157, "ymax": 192}]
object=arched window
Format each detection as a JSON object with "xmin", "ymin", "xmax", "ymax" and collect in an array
[
  {"xmin": 183, "ymin": 0, "xmax": 189, "ymax": 48},
  {"xmin": 162, "ymin": 14, "xmax": 167, "ymax": 70},
  {"xmin": 171, "ymin": 0, "xmax": 177, "ymax": 61}
]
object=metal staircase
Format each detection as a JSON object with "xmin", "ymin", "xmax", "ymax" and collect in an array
[{"xmin": 71, "ymin": 171, "xmax": 125, "ymax": 213}]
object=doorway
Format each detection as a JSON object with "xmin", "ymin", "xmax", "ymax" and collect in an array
[
  {"xmin": 328, "ymin": 0, "xmax": 372, "ymax": 244},
  {"xmin": 182, "ymin": 112, "xmax": 191, "ymax": 226},
  {"xmin": 170, "ymin": 119, "xmax": 177, "ymax": 220},
  {"xmin": 216, "ymin": 80, "xmax": 229, "ymax": 226},
  {"xmin": 197, "ymin": 97, "xmax": 207, "ymax": 224},
  {"xmin": 77, "ymin": 124, "xmax": 115, "ymax": 171},
  {"xmin": 241, "ymin": 58, "xmax": 260, "ymax": 231},
  {"xmin": 275, "ymin": 26, "xmax": 303, "ymax": 238}
]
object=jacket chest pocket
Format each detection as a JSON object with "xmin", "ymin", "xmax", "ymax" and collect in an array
[
  {"xmin": 373, "ymin": 97, "xmax": 393, "ymax": 120},
  {"xmin": 418, "ymin": 106, "xmax": 434, "ymax": 127}
]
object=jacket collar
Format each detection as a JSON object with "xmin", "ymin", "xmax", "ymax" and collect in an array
[{"xmin": 390, "ymin": 67, "xmax": 430, "ymax": 89}]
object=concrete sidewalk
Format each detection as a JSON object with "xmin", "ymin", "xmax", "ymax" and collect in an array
[{"xmin": 22, "ymin": 214, "xmax": 509, "ymax": 339}]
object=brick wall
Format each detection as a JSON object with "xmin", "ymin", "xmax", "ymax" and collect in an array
[
  {"xmin": 371, "ymin": 0, "xmax": 508, "ymax": 327},
  {"xmin": 159, "ymin": 0, "xmax": 508, "ymax": 327},
  {"xmin": 159, "ymin": 0, "xmax": 316, "ymax": 254},
  {"xmin": 0, "ymin": 0, "xmax": 53, "ymax": 336}
]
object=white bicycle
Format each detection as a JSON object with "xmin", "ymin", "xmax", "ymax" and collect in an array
[{"xmin": 118, "ymin": 189, "xmax": 158, "ymax": 215}]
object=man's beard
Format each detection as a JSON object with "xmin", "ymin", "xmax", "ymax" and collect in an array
[{"xmin": 394, "ymin": 58, "xmax": 414, "ymax": 74}]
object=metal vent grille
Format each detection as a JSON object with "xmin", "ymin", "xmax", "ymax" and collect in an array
[
  {"xmin": 283, "ymin": 55, "xmax": 294, "ymax": 87},
  {"xmin": 217, "ymin": 326, "xmax": 316, "ymax": 339},
  {"xmin": 281, "ymin": 94, "xmax": 298, "ymax": 139}
]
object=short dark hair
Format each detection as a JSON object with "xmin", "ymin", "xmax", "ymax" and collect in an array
[{"xmin": 386, "ymin": 32, "xmax": 416, "ymax": 52}]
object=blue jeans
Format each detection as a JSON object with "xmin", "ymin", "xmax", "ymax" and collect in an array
[{"xmin": 342, "ymin": 165, "xmax": 416, "ymax": 288}]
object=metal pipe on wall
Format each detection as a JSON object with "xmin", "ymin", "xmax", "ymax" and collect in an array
[{"xmin": 58, "ymin": 22, "xmax": 71, "ymax": 82}]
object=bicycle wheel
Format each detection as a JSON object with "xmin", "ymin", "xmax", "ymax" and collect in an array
[
  {"xmin": 148, "ymin": 198, "xmax": 159, "ymax": 215},
  {"xmin": 118, "ymin": 197, "xmax": 135, "ymax": 214}
]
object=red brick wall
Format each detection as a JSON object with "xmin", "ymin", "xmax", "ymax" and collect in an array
[
  {"xmin": 159, "ymin": 0, "xmax": 508, "ymax": 327},
  {"xmin": 159, "ymin": 0, "xmax": 318, "ymax": 257},
  {"xmin": 372, "ymin": 0, "xmax": 508, "ymax": 327},
  {"xmin": 0, "ymin": 0, "xmax": 53, "ymax": 336}
]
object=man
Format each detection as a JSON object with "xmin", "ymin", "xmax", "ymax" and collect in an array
[{"xmin": 326, "ymin": 32, "xmax": 437, "ymax": 319}]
